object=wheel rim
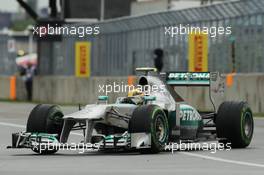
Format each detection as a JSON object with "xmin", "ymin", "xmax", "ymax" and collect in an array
[
  {"xmin": 244, "ymin": 112, "xmax": 253, "ymax": 138},
  {"xmin": 155, "ymin": 115, "xmax": 166, "ymax": 142}
]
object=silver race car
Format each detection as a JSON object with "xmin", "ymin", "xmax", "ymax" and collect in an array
[{"xmin": 8, "ymin": 68, "xmax": 254, "ymax": 154}]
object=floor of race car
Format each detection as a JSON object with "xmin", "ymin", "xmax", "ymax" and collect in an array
[{"xmin": 0, "ymin": 101, "xmax": 264, "ymax": 175}]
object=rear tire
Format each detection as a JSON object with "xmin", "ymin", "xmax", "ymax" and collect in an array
[
  {"xmin": 216, "ymin": 101, "xmax": 254, "ymax": 148},
  {"xmin": 129, "ymin": 105, "xmax": 169, "ymax": 154},
  {"xmin": 27, "ymin": 104, "xmax": 64, "ymax": 154}
]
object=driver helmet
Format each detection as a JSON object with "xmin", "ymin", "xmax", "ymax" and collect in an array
[{"xmin": 127, "ymin": 88, "xmax": 144, "ymax": 97}]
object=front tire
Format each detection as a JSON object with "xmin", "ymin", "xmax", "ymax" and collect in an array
[
  {"xmin": 27, "ymin": 104, "xmax": 64, "ymax": 154},
  {"xmin": 129, "ymin": 105, "xmax": 169, "ymax": 153},
  {"xmin": 216, "ymin": 101, "xmax": 254, "ymax": 148}
]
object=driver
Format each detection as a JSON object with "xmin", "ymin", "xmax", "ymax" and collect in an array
[
  {"xmin": 127, "ymin": 89, "xmax": 144, "ymax": 97},
  {"xmin": 121, "ymin": 89, "xmax": 145, "ymax": 105}
]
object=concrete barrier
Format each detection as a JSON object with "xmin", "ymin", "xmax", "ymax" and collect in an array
[
  {"xmin": 0, "ymin": 76, "xmax": 27, "ymax": 100},
  {"xmin": 0, "ymin": 76, "xmax": 10, "ymax": 99},
  {"xmin": 32, "ymin": 76, "xmax": 128, "ymax": 105},
  {"xmin": 16, "ymin": 77, "xmax": 27, "ymax": 101},
  {"xmin": 224, "ymin": 74, "xmax": 264, "ymax": 113},
  {"xmin": 0, "ymin": 74, "xmax": 263, "ymax": 113},
  {"xmin": 173, "ymin": 74, "xmax": 264, "ymax": 113}
]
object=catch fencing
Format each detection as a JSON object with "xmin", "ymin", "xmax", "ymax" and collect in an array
[{"xmin": 0, "ymin": 34, "xmax": 17, "ymax": 75}]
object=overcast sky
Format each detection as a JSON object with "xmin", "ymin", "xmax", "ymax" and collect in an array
[{"xmin": 0, "ymin": 0, "xmax": 48, "ymax": 12}]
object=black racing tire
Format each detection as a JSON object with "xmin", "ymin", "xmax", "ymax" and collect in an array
[
  {"xmin": 216, "ymin": 101, "xmax": 254, "ymax": 148},
  {"xmin": 129, "ymin": 105, "xmax": 169, "ymax": 154},
  {"xmin": 27, "ymin": 104, "xmax": 64, "ymax": 154}
]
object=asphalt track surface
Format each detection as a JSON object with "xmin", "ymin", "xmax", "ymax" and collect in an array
[{"xmin": 0, "ymin": 102, "xmax": 264, "ymax": 175}]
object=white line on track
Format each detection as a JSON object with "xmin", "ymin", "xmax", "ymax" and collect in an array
[
  {"xmin": 0, "ymin": 122, "xmax": 25, "ymax": 129},
  {"xmin": 179, "ymin": 152, "xmax": 264, "ymax": 168},
  {"xmin": 0, "ymin": 121, "xmax": 82, "ymax": 136},
  {"xmin": 1, "ymin": 121, "xmax": 264, "ymax": 168}
]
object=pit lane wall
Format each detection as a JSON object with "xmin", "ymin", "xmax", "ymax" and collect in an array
[
  {"xmin": 0, "ymin": 76, "xmax": 10, "ymax": 99},
  {"xmin": 32, "ymin": 76, "xmax": 128, "ymax": 105},
  {"xmin": 0, "ymin": 74, "xmax": 263, "ymax": 113},
  {"xmin": 175, "ymin": 73, "xmax": 264, "ymax": 113}
]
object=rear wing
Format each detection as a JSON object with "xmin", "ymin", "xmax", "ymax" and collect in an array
[
  {"xmin": 165, "ymin": 72, "xmax": 225, "ymax": 112},
  {"xmin": 166, "ymin": 72, "xmax": 210, "ymax": 86}
]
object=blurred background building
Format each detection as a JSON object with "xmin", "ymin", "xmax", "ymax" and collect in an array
[
  {"xmin": 63, "ymin": 0, "xmax": 135, "ymax": 20},
  {"xmin": 131, "ymin": 0, "xmax": 237, "ymax": 15}
]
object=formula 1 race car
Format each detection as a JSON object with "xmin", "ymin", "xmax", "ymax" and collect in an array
[{"xmin": 8, "ymin": 68, "xmax": 254, "ymax": 154}]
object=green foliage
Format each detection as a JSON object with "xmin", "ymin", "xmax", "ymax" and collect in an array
[{"xmin": 11, "ymin": 18, "xmax": 35, "ymax": 31}]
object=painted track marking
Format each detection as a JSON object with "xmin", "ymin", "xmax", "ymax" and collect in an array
[{"xmin": 179, "ymin": 152, "xmax": 264, "ymax": 168}]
